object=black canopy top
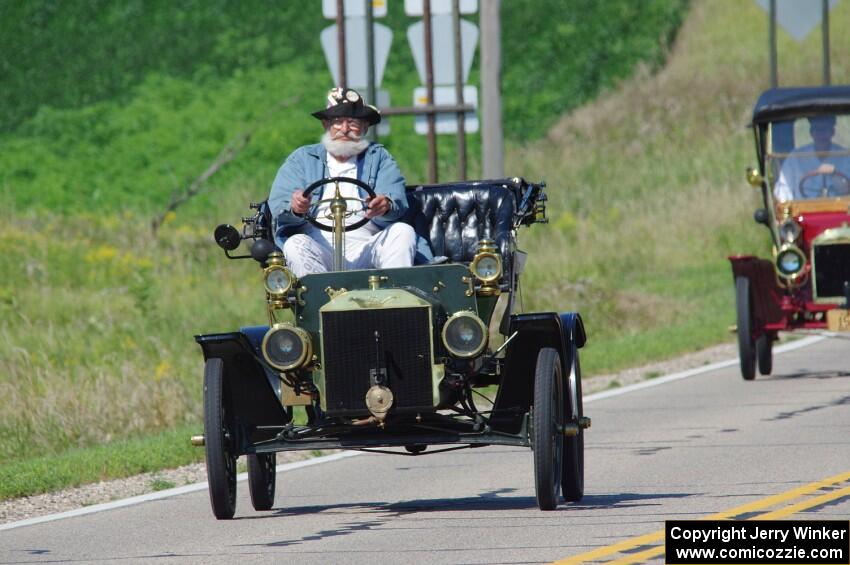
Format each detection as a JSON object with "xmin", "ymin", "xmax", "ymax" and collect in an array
[{"xmin": 751, "ymin": 85, "xmax": 850, "ymax": 125}]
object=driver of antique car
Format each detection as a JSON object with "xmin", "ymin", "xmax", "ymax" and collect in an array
[
  {"xmin": 268, "ymin": 87, "xmax": 418, "ymax": 276},
  {"xmin": 774, "ymin": 115, "xmax": 850, "ymax": 201}
]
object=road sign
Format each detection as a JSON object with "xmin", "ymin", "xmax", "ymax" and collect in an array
[
  {"xmin": 413, "ymin": 85, "xmax": 478, "ymax": 134},
  {"xmin": 407, "ymin": 14, "xmax": 479, "ymax": 85},
  {"xmin": 320, "ymin": 17, "xmax": 393, "ymax": 89},
  {"xmin": 323, "ymin": 0, "xmax": 388, "ymax": 18},
  {"xmin": 404, "ymin": 0, "xmax": 477, "ymax": 15},
  {"xmin": 754, "ymin": 0, "xmax": 840, "ymax": 41}
]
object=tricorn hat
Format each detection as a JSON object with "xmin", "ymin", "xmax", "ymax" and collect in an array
[{"xmin": 312, "ymin": 87, "xmax": 381, "ymax": 125}]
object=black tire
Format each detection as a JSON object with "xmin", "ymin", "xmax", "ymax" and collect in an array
[
  {"xmin": 533, "ymin": 347, "xmax": 563, "ymax": 511},
  {"xmin": 561, "ymin": 345, "xmax": 584, "ymax": 502},
  {"xmin": 756, "ymin": 333, "xmax": 773, "ymax": 376},
  {"xmin": 247, "ymin": 453, "xmax": 276, "ymax": 511},
  {"xmin": 204, "ymin": 358, "xmax": 237, "ymax": 519},
  {"xmin": 735, "ymin": 277, "xmax": 756, "ymax": 381}
]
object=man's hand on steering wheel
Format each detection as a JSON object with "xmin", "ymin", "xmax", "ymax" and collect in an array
[
  {"xmin": 798, "ymin": 164, "xmax": 850, "ymax": 198},
  {"xmin": 365, "ymin": 195, "xmax": 391, "ymax": 218},
  {"xmin": 291, "ymin": 190, "xmax": 311, "ymax": 215}
]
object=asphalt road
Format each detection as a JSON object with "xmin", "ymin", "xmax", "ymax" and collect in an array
[{"xmin": 1, "ymin": 337, "xmax": 848, "ymax": 565}]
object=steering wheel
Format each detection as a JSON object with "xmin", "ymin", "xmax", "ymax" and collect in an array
[
  {"xmin": 798, "ymin": 169, "xmax": 850, "ymax": 198},
  {"xmin": 301, "ymin": 176, "xmax": 377, "ymax": 233}
]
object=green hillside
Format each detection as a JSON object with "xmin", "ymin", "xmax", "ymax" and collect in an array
[
  {"xmin": 12, "ymin": 0, "xmax": 843, "ymax": 497},
  {"xmin": 0, "ymin": 0, "xmax": 685, "ymax": 212}
]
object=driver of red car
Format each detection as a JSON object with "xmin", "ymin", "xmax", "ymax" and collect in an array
[
  {"xmin": 268, "ymin": 87, "xmax": 417, "ymax": 276},
  {"xmin": 774, "ymin": 115, "xmax": 850, "ymax": 201}
]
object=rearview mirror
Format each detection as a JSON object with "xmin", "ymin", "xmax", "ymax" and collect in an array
[{"xmin": 213, "ymin": 224, "xmax": 242, "ymax": 251}]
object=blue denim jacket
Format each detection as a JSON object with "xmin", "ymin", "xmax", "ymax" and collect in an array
[{"xmin": 268, "ymin": 142, "xmax": 433, "ymax": 262}]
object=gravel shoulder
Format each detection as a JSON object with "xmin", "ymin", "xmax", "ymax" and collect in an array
[{"xmin": 0, "ymin": 341, "xmax": 740, "ymax": 526}]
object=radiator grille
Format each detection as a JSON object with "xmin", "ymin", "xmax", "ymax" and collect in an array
[
  {"xmin": 322, "ymin": 307, "xmax": 433, "ymax": 415},
  {"xmin": 813, "ymin": 243, "xmax": 850, "ymax": 299}
]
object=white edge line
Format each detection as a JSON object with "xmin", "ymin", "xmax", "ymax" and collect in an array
[
  {"xmin": 0, "ymin": 450, "xmax": 361, "ymax": 532},
  {"xmin": 584, "ymin": 335, "xmax": 825, "ymax": 403},
  {"xmin": 1, "ymin": 334, "xmax": 829, "ymax": 532}
]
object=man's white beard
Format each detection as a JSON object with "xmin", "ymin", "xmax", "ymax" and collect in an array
[{"xmin": 321, "ymin": 131, "xmax": 370, "ymax": 159}]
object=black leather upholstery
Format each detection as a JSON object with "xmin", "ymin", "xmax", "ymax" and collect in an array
[{"xmin": 407, "ymin": 182, "xmax": 516, "ymax": 265}]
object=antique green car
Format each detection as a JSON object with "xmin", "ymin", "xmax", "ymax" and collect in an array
[{"xmin": 195, "ymin": 177, "xmax": 589, "ymax": 518}]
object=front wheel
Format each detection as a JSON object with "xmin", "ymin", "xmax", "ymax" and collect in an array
[
  {"xmin": 561, "ymin": 344, "xmax": 584, "ymax": 502},
  {"xmin": 204, "ymin": 358, "xmax": 237, "ymax": 519},
  {"xmin": 247, "ymin": 453, "xmax": 276, "ymax": 511},
  {"xmin": 735, "ymin": 277, "xmax": 756, "ymax": 381},
  {"xmin": 533, "ymin": 347, "xmax": 563, "ymax": 511},
  {"xmin": 756, "ymin": 333, "xmax": 773, "ymax": 376}
]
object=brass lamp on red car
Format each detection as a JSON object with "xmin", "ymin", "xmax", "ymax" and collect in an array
[{"xmin": 774, "ymin": 244, "xmax": 806, "ymax": 280}]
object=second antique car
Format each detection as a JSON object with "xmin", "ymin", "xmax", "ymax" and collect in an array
[
  {"xmin": 730, "ymin": 85, "xmax": 850, "ymax": 380},
  {"xmin": 194, "ymin": 176, "xmax": 589, "ymax": 518}
]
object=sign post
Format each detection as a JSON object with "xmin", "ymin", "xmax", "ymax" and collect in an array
[
  {"xmin": 320, "ymin": 0, "xmax": 393, "ymax": 136},
  {"xmin": 754, "ymin": 0, "xmax": 840, "ymax": 87}
]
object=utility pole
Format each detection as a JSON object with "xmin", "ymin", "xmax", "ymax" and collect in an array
[
  {"xmin": 452, "ymin": 0, "xmax": 467, "ymax": 180},
  {"xmin": 480, "ymin": 0, "xmax": 503, "ymax": 178},
  {"xmin": 769, "ymin": 0, "xmax": 777, "ymax": 88},
  {"xmin": 336, "ymin": 0, "xmax": 347, "ymax": 88},
  {"xmin": 822, "ymin": 0, "xmax": 831, "ymax": 85}
]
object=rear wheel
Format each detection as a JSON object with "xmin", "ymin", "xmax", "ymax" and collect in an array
[
  {"xmin": 247, "ymin": 453, "xmax": 276, "ymax": 511},
  {"xmin": 533, "ymin": 347, "xmax": 563, "ymax": 511},
  {"xmin": 561, "ymin": 345, "xmax": 584, "ymax": 502},
  {"xmin": 204, "ymin": 358, "xmax": 237, "ymax": 519},
  {"xmin": 735, "ymin": 277, "xmax": 756, "ymax": 381},
  {"xmin": 756, "ymin": 333, "xmax": 773, "ymax": 376}
]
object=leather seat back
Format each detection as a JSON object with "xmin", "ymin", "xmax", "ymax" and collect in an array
[{"xmin": 407, "ymin": 183, "xmax": 516, "ymax": 264}]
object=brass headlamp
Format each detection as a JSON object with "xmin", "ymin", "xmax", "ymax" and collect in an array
[
  {"xmin": 263, "ymin": 251, "xmax": 296, "ymax": 299},
  {"xmin": 469, "ymin": 239, "xmax": 502, "ymax": 296},
  {"xmin": 778, "ymin": 218, "xmax": 801, "ymax": 243},
  {"xmin": 261, "ymin": 323, "xmax": 313, "ymax": 371},
  {"xmin": 774, "ymin": 243, "xmax": 806, "ymax": 280}
]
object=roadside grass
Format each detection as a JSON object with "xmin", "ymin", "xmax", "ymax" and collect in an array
[
  {"xmin": 0, "ymin": 424, "xmax": 202, "ymax": 500},
  {"xmin": 0, "ymin": 202, "xmax": 270, "ymax": 465}
]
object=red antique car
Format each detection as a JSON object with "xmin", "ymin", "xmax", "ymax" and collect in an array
[{"xmin": 730, "ymin": 85, "xmax": 850, "ymax": 380}]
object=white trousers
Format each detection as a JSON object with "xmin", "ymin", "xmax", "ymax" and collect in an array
[{"xmin": 283, "ymin": 222, "xmax": 417, "ymax": 277}]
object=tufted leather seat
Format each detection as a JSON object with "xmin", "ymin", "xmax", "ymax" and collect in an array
[{"xmin": 407, "ymin": 181, "xmax": 517, "ymax": 267}]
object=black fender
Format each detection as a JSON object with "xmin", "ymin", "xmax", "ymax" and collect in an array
[
  {"xmin": 490, "ymin": 312, "xmax": 585, "ymax": 434},
  {"xmin": 195, "ymin": 326, "xmax": 291, "ymax": 449}
]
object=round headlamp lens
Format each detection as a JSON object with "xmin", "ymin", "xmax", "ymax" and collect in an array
[
  {"xmin": 442, "ymin": 313, "xmax": 487, "ymax": 358},
  {"xmin": 776, "ymin": 248, "xmax": 804, "ymax": 276},
  {"xmin": 265, "ymin": 267, "xmax": 293, "ymax": 295},
  {"xmin": 262, "ymin": 325, "xmax": 310, "ymax": 370},
  {"xmin": 474, "ymin": 255, "xmax": 500, "ymax": 280}
]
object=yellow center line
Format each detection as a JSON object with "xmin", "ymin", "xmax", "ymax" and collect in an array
[
  {"xmin": 552, "ymin": 531, "xmax": 664, "ymax": 565},
  {"xmin": 551, "ymin": 470, "xmax": 850, "ymax": 565},
  {"xmin": 754, "ymin": 484, "xmax": 850, "ymax": 521},
  {"xmin": 604, "ymin": 544, "xmax": 665, "ymax": 565}
]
